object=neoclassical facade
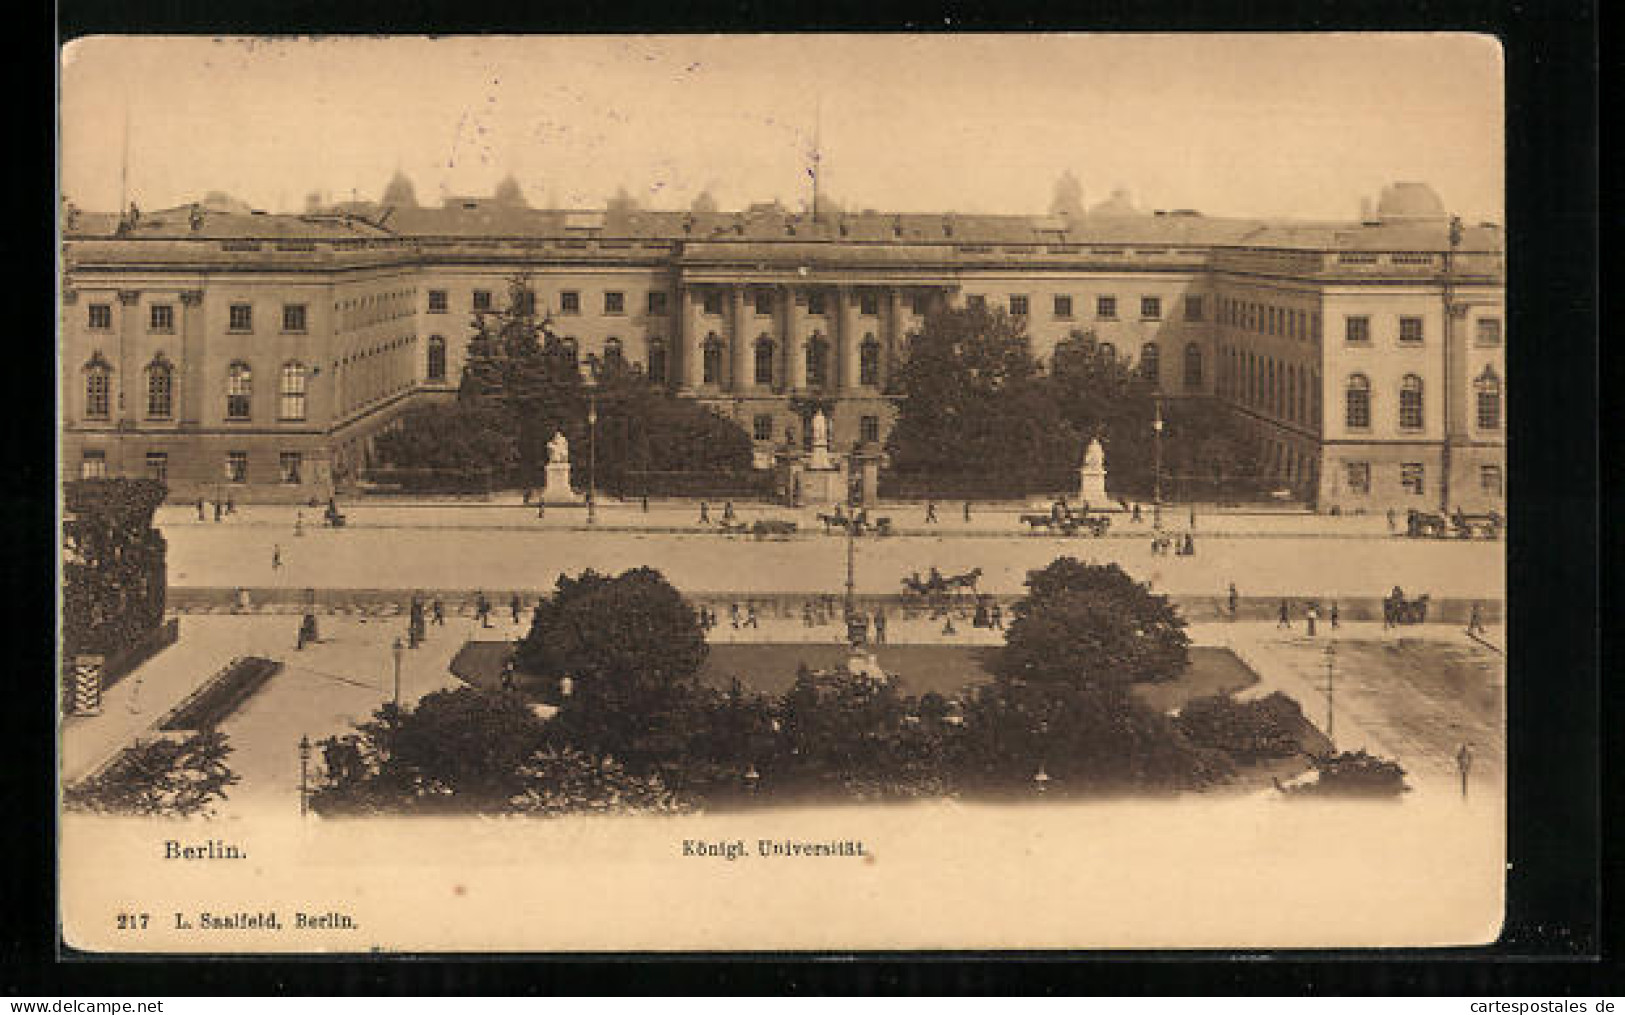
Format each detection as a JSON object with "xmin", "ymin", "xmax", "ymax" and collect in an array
[{"xmin": 61, "ymin": 182, "xmax": 1504, "ymax": 510}]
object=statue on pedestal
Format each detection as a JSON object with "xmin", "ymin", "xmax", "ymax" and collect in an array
[
  {"xmin": 1079, "ymin": 436, "xmax": 1109, "ymax": 502},
  {"xmin": 541, "ymin": 429, "xmax": 583, "ymax": 504},
  {"xmin": 808, "ymin": 409, "xmax": 833, "ymax": 471},
  {"xmin": 547, "ymin": 430, "xmax": 570, "ymax": 465}
]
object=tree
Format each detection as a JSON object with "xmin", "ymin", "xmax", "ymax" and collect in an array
[
  {"xmin": 589, "ymin": 364, "xmax": 754, "ymax": 491},
  {"xmin": 886, "ymin": 304, "xmax": 1083, "ymax": 480},
  {"xmin": 62, "ymin": 478, "xmax": 168, "ymax": 660},
  {"xmin": 371, "ymin": 403, "xmax": 517, "ymax": 481},
  {"xmin": 64, "ymin": 730, "xmax": 238, "ymax": 818},
  {"xmin": 517, "ymin": 567, "xmax": 709, "ymax": 769}
]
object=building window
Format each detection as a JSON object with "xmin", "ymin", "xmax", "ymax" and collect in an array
[
  {"xmin": 1345, "ymin": 316, "xmax": 1370, "ymax": 344},
  {"xmin": 1184, "ymin": 343, "xmax": 1203, "ymax": 390},
  {"xmin": 1345, "ymin": 374, "xmax": 1371, "ymax": 429},
  {"xmin": 1475, "ymin": 369, "xmax": 1502, "ymax": 430},
  {"xmin": 513, "ymin": 289, "xmax": 537, "ymax": 317},
  {"xmin": 603, "ymin": 291, "xmax": 625, "ymax": 315},
  {"xmin": 860, "ymin": 336, "xmax": 882, "ymax": 386},
  {"xmin": 1400, "ymin": 463, "xmax": 1425, "ymax": 496},
  {"xmin": 560, "ymin": 291, "xmax": 581, "ymax": 315},
  {"xmin": 859, "ymin": 291, "xmax": 879, "ymax": 316},
  {"xmin": 280, "ymin": 452, "xmax": 303, "ymax": 485},
  {"xmin": 646, "ymin": 340, "xmax": 667, "ymax": 383},
  {"xmin": 560, "ymin": 337, "xmax": 579, "ymax": 368},
  {"xmin": 1476, "ymin": 318, "xmax": 1502, "ymax": 345},
  {"xmin": 755, "ymin": 290, "xmax": 774, "ymax": 316},
  {"xmin": 283, "ymin": 304, "xmax": 308, "ymax": 333},
  {"xmin": 226, "ymin": 451, "xmax": 248, "ymax": 484},
  {"xmin": 80, "ymin": 450, "xmax": 106, "ymax": 479},
  {"xmin": 427, "ymin": 336, "xmax": 447, "ymax": 381},
  {"xmin": 226, "ymin": 361, "xmax": 253, "ymax": 420},
  {"xmin": 472, "ymin": 289, "xmax": 493, "ymax": 312},
  {"xmin": 88, "ymin": 303, "xmax": 112, "ymax": 330},
  {"xmin": 1480, "ymin": 465, "xmax": 1503, "ymax": 496},
  {"xmin": 860, "ymin": 415, "xmax": 881, "ymax": 444},
  {"xmin": 753, "ymin": 414, "xmax": 774, "ymax": 442},
  {"xmin": 145, "ymin": 452, "xmax": 168, "ymax": 484},
  {"xmin": 1346, "ymin": 462, "xmax": 1370, "ymax": 495},
  {"xmin": 1399, "ymin": 316, "xmax": 1424, "ymax": 344},
  {"xmin": 911, "ymin": 293, "xmax": 932, "ymax": 316},
  {"xmin": 1054, "ymin": 295, "xmax": 1073, "ymax": 319},
  {"xmin": 1140, "ymin": 296, "xmax": 1161, "ymax": 321},
  {"xmin": 1399, "ymin": 374, "xmax": 1424, "ymax": 430},
  {"xmin": 83, "ymin": 357, "xmax": 111, "ymax": 420},
  {"xmin": 145, "ymin": 356, "xmax": 173, "ymax": 418},
  {"xmin": 702, "ymin": 335, "xmax": 724, "ymax": 385},
  {"xmin": 754, "ymin": 337, "xmax": 775, "ymax": 386},
  {"xmin": 1184, "ymin": 295, "xmax": 1204, "ymax": 321},
  {"xmin": 279, "ymin": 362, "xmax": 308, "ymax": 421},
  {"xmin": 1139, "ymin": 342, "xmax": 1160, "ymax": 382},
  {"xmin": 1009, "ymin": 295, "xmax": 1029, "ymax": 317},
  {"xmin": 702, "ymin": 291, "xmax": 723, "ymax": 316},
  {"xmin": 1097, "ymin": 295, "xmax": 1117, "ymax": 320},
  {"xmin": 229, "ymin": 303, "xmax": 254, "ymax": 332},
  {"xmin": 965, "ymin": 294, "xmax": 987, "ymax": 312},
  {"xmin": 647, "ymin": 291, "xmax": 669, "ymax": 316},
  {"xmin": 427, "ymin": 290, "xmax": 448, "ymax": 314},
  {"xmin": 1098, "ymin": 341, "xmax": 1117, "ymax": 360},
  {"xmin": 806, "ymin": 335, "xmax": 830, "ymax": 387},
  {"xmin": 603, "ymin": 337, "xmax": 625, "ymax": 370},
  {"xmin": 149, "ymin": 304, "xmax": 174, "ymax": 332}
]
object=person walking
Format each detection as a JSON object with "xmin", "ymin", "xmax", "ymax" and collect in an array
[
  {"xmin": 1183, "ymin": 532, "xmax": 1196, "ymax": 556},
  {"xmin": 1227, "ymin": 582, "xmax": 1239, "ymax": 621},
  {"xmin": 522, "ymin": 487, "xmax": 532, "ymax": 505},
  {"xmin": 295, "ymin": 510, "xmax": 305, "ymax": 537},
  {"xmin": 1386, "ymin": 508, "xmax": 1397, "ymax": 533},
  {"xmin": 745, "ymin": 604, "xmax": 759, "ymax": 629},
  {"xmin": 873, "ymin": 610, "xmax": 887, "ymax": 645},
  {"xmin": 1189, "ymin": 506, "xmax": 1197, "ymax": 529},
  {"xmin": 641, "ymin": 494, "xmax": 650, "ymax": 513},
  {"xmin": 1456, "ymin": 742, "xmax": 1474, "ymax": 800},
  {"xmin": 213, "ymin": 500, "xmax": 223, "ymax": 523},
  {"xmin": 195, "ymin": 497, "xmax": 206, "ymax": 522},
  {"xmin": 924, "ymin": 500, "xmax": 938, "ymax": 524},
  {"xmin": 476, "ymin": 592, "xmax": 491, "ymax": 629},
  {"xmin": 963, "ymin": 500, "xmax": 972, "ymax": 523},
  {"xmin": 432, "ymin": 597, "xmax": 445, "ymax": 626},
  {"xmin": 536, "ymin": 500, "xmax": 546, "ymax": 520},
  {"xmin": 729, "ymin": 602, "xmax": 741, "ymax": 629},
  {"xmin": 723, "ymin": 501, "xmax": 736, "ymax": 523},
  {"xmin": 1329, "ymin": 602, "xmax": 1340, "ymax": 630},
  {"xmin": 271, "ymin": 544, "xmax": 282, "ymax": 571},
  {"xmin": 1131, "ymin": 502, "xmax": 1143, "ymax": 524},
  {"xmin": 510, "ymin": 594, "xmax": 522, "ymax": 625},
  {"xmin": 1306, "ymin": 603, "xmax": 1319, "ymax": 637},
  {"xmin": 1277, "ymin": 599, "xmax": 1291, "ymax": 629},
  {"xmin": 226, "ymin": 495, "xmax": 236, "ymax": 515},
  {"xmin": 1467, "ymin": 601, "xmax": 1484, "ymax": 636},
  {"xmin": 699, "ymin": 501, "xmax": 711, "ymax": 524}
]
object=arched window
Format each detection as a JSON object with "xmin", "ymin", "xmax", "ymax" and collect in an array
[
  {"xmin": 226, "ymin": 361, "xmax": 253, "ymax": 420},
  {"xmin": 646, "ymin": 339, "xmax": 667, "ymax": 384},
  {"xmin": 703, "ymin": 334, "xmax": 724, "ymax": 385},
  {"xmin": 1399, "ymin": 374, "xmax": 1424, "ymax": 430},
  {"xmin": 145, "ymin": 355, "xmax": 173, "ymax": 419},
  {"xmin": 860, "ymin": 334, "xmax": 882, "ymax": 386},
  {"xmin": 1098, "ymin": 341, "xmax": 1117, "ymax": 361},
  {"xmin": 426, "ymin": 335, "xmax": 447, "ymax": 381},
  {"xmin": 603, "ymin": 337, "xmax": 625, "ymax": 370},
  {"xmin": 754, "ymin": 335, "xmax": 775, "ymax": 386},
  {"xmin": 279, "ymin": 362, "xmax": 308, "ymax": 421},
  {"xmin": 1139, "ymin": 342, "xmax": 1160, "ymax": 382},
  {"xmin": 560, "ymin": 337, "xmax": 579, "ymax": 369},
  {"xmin": 83, "ymin": 355, "xmax": 111, "ymax": 420},
  {"xmin": 1183, "ymin": 343, "xmax": 1203, "ymax": 390},
  {"xmin": 806, "ymin": 333, "xmax": 830, "ymax": 387},
  {"xmin": 1475, "ymin": 368, "xmax": 1501, "ymax": 430},
  {"xmin": 1345, "ymin": 374, "xmax": 1371, "ymax": 429}
]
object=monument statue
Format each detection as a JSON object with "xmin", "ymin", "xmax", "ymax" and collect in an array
[
  {"xmin": 1084, "ymin": 437, "xmax": 1105, "ymax": 469},
  {"xmin": 1079, "ymin": 437, "xmax": 1109, "ymax": 502},
  {"xmin": 547, "ymin": 430, "xmax": 570, "ymax": 465},
  {"xmin": 807, "ymin": 410, "xmax": 834, "ymax": 472},
  {"xmin": 810, "ymin": 410, "xmax": 830, "ymax": 450}
]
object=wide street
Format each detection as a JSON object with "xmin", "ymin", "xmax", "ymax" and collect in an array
[{"xmin": 160, "ymin": 499, "xmax": 1504, "ymax": 601}]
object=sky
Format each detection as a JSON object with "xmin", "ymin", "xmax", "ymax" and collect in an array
[{"xmin": 59, "ymin": 34, "xmax": 1504, "ymax": 222}]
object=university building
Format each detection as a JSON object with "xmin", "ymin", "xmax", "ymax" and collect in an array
[{"xmin": 61, "ymin": 180, "xmax": 1503, "ymax": 511}]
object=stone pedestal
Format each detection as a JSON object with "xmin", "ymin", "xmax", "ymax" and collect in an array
[
  {"xmin": 541, "ymin": 461, "xmax": 583, "ymax": 504},
  {"xmin": 798, "ymin": 466, "xmax": 846, "ymax": 506},
  {"xmin": 1078, "ymin": 438, "xmax": 1109, "ymax": 502}
]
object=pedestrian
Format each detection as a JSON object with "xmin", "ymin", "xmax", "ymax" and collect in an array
[
  {"xmin": 802, "ymin": 601, "xmax": 815, "ymax": 628},
  {"xmin": 297, "ymin": 612, "xmax": 318, "ymax": 650},
  {"xmin": 723, "ymin": 501, "xmax": 736, "ymax": 523},
  {"xmin": 730, "ymin": 602, "xmax": 741, "ymax": 629},
  {"xmin": 1386, "ymin": 508, "xmax": 1397, "ymax": 532},
  {"xmin": 271, "ymin": 544, "xmax": 282, "ymax": 570},
  {"xmin": 745, "ymin": 605, "xmax": 759, "ymax": 629},
  {"xmin": 963, "ymin": 500, "xmax": 972, "ymax": 523},
  {"xmin": 1131, "ymin": 503, "xmax": 1143, "ymax": 524},
  {"xmin": 1189, "ymin": 506, "xmax": 1197, "ymax": 529},
  {"xmin": 1277, "ymin": 599, "xmax": 1291, "ymax": 629},
  {"xmin": 433, "ymin": 598, "xmax": 445, "ymax": 626},
  {"xmin": 1306, "ymin": 603, "xmax": 1319, "ymax": 637},
  {"xmin": 1456, "ymin": 742, "xmax": 1474, "ymax": 800},
  {"xmin": 195, "ymin": 498, "xmax": 205, "ymax": 521},
  {"xmin": 1183, "ymin": 533, "xmax": 1196, "ymax": 556},
  {"xmin": 213, "ymin": 500, "xmax": 223, "ymax": 523},
  {"xmin": 1150, "ymin": 535, "xmax": 1161, "ymax": 556},
  {"xmin": 925, "ymin": 500, "xmax": 938, "ymax": 524},
  {"xmin": 873, "ymin": 610, "xmax": 887, "ymax": 645},
  {"xmin": 476, "ymin": 592, "xmax": 491, "ymax": 629},
  {"xmin": 1329, "ymin": 602, "xmax": 1340, "ymax": 630},
  {"xmin": 641, "ymin": 495, "xmax": 649, "ymax": 513},
  {"xmin": 536, "ymin": 500, "xmax": 546, "ymax": 520},
  {"xmin": 226, "ymin": 495, "xmax": 236, "ymax": 515},
  {"xmin": 991, "ymin": 603, "xmax": 1003, "ymax": 629},
  {"xmin": 522, "ymin": 487, "xmax": 532, "ymax": 505},
  {"xmin": 510, "ymin": 594, "xmax": 522, "ymax": 624},
  {"xmin": 295, "ymin": 510, "xmax": 304, "ymax": 537},
  {"xmin": 942, "ymin": 613, "xmax": 957, "ymax": 636},
  {"xmin": 1467, "ymin": 602, "xmax": 1484, "ymax": 635},
  {"xmin": 699, "ymin": 500, "xmax": 710, "ymax": 524},
  {"xmin": 1227, "ymin": 582, "xmax": 1239, "ymax": 620}
]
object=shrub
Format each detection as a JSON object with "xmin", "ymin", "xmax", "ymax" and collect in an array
[
  {"xmin": 64, "ymin": 730, "xmax": 238, "ymax": 818},
  {"xmin": 1176, "ymin": 692, "xmax": 1309, "ymax": 762},
  {"xmin": 1281, "ymin": 750, "xmax": 1410, "ymax": 798}
]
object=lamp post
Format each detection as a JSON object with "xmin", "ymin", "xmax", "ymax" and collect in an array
[
  {"xmin": 1322, "ymin": 641, "xmax": 1336, "ymax": 745},
  {"xmin": 1152, "ymin": 398, "xmax": 1165, "ymax": 528},
  {"xmin": 584, "ymin": 361, "xmax": 599, "ymax": 526},
  {"xmin": 391, "ymin": 636, "xmax": 404, "ymax": 710},
  {"xmin": 298, "ymin": 734, "xmax": 311, "ymax": 817}
]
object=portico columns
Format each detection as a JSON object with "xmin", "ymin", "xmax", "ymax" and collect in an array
[
  {"xmin": 836, "ymin": 286, "xmax": 861, "ymax": 392},
  {"xmin": 884, "ymin": 286, "xmax": 904, "ymax": 392},
  {"xmin": 783, "ymin": 284, "xmax": 807, "ymax": 391},
  {"xmin": 730, "ymin": 286, "xmax": 751, "ymax": 392},
  {"xmin": 680, "ymin": 286, "xmax": 704, "ymax": 392}
]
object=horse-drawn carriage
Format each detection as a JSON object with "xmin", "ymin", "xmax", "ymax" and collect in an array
[
  {"xmin": 721, "ymin": 518, "xmax": 797, "ymax": 539},
  {"xmin": 901, "ymin": 567, "xmax": 982, "ymax": 616},
  {"xmin": 1406, "ymin": 508, "xmax": 1502, "ymax": 540},
  {"xmin": 817, "ymin": 508, "xmax": 893, "ymax": 537},
  {"xmin": 1020, "ymin": 504, "xmax": 1110, "ymax": 537},
  {"xmin": 1383, "ymin": 587, "xmax": 1430, "ymax": 626}
]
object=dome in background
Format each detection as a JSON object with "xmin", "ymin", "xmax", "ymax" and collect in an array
[
  {"xmin": 1088, "ymin": 188, "xmax": 1143, "ymax": 217},
  {"xmin": 1375, "ymin": 181, "xmax": 1447, "ymax": 222}
]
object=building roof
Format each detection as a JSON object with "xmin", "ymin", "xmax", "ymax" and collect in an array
[{"xmin": 1375, "ymin": 181, "xmax": 1447, "ymax": 222}]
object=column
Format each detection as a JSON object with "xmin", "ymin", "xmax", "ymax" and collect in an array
[
  {"xmin": 884, "ymin": 287, "xmax": 904, "ymax": 393},
  {"xmin": 116, "ymin": 289, "xmax": 141, "ymax": 423},
  {"xmin": 782, "ymin": 284, "xmax": 807, "ymax": 391},
  {"xmin": 730, "ymin": 286, "xmax": 751, "ymax": 393},
  {"xmin": 179, "ymin": 290, "xmax": 205, "ymax": 425},
  {"xmin": 836, "ymin": 286, "xmax": 861, "ymax": 392},
  {"xmin": 680, "ymin": 286, "xmax": 705, "ymax": 392}
]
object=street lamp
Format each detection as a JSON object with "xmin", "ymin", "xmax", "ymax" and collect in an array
[
  {"xmin": 1322, "ymin": 641, "xmax": 1336, "ymax": 745},
  {"xmin": 298, "ymin": 734, "xmax": 311, "ymax": 817},
  {"xmin": 584, "ymin": 361, "xmax": 599, "ymax": 526},
  {"xmin": 1152, "ymin": 398, "xmax": 1165, "ymax": 528},
  {"xmin": 391, "ymin": 636, "xmax": 404, "ymax": 710}
]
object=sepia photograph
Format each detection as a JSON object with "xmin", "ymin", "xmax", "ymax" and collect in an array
[{"xmin": 57, "ymin": 33, "xmax": 1508, "ymax": 953}]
